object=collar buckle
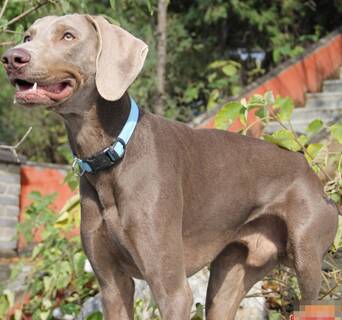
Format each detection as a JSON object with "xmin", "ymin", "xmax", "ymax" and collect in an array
[
  {"xmin": 72, "ymin": 158, "xmax": 86, "ymax": 177},
  {"xmin": 105, "ymin": 138, "xmax": 127, "ymax": 162}
]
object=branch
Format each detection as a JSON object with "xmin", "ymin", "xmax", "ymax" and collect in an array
[
  {"xmin": 0, "ymin": 0, "xmax": 9, "ymax": 20},
  {"xmin": 0, "ymin": 40, "xmax": 15, "ymax": 46},
  {"xmin": 6, "ymin": 0, "xmax": 50, "ymax": 28},
  {"xmin": 0, "ymin": 127, "xmax": 32, "ymax": 162},
  {"xmin": 155, "ymin": 0, "xmax": 169, "ymax": 115}
]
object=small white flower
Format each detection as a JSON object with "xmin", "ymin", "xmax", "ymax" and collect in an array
[
  {"xmin": 52, "ymin": 307, "xmax": 63, "ymax": 319},
  {"xmin": 84, "ymin": 259, "xmax": 94, "ymax": 273}
]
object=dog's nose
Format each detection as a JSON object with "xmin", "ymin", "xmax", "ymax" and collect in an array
[{"xmin": 1, "ymin": 48, "xmax": 31, "ymax": 70}]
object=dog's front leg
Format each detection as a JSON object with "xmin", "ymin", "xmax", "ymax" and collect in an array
[
  {"xmin": 125, "ymin": 202, "xmax": 193, "ymax": 319},
  {"xmin": 80, "ymin": 178, "xmax": 134, "ymax": 320}
]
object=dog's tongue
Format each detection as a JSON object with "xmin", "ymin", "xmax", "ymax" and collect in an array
[
  {"xmin": 15, "ymin": 80, "xmax": 72, "ymax": 104},
  {"xmin": 40, "ymin": 82, "xmax": 65, "ymax": 93}
]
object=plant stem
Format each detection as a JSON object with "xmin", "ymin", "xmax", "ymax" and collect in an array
[{"xmin": 269, "ymin": 109, "xmax": 332, "ymax": 181}]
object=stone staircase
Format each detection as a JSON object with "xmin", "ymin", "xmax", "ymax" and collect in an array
[{"xmin": 267, "ymin": 69, "xmax": 342, "ymax": 133}]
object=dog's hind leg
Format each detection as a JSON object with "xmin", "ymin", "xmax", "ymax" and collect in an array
[
  {"xmin": 288, "ymin": 197, "xmax": 338, "ymax": 302},
  {"xmin": 206, "ymin": 216, "xmax": 286, "ymax": 320},
  {"xmin": 205, "ymin": 242, "xmax": 276, "ymax": 320}
]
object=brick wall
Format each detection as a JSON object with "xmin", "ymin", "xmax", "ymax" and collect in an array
[{"xmin": 0, "ymin": 163, "xmax": 20, "ymax": 257}]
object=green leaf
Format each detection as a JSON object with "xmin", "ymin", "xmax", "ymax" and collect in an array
[
  {"xmin": 56, "ymin": 261, "xmax": 72, "ymax": 289},
  {"xmin": 298, "ymin": 134, "xmax": 308, "ymax": 146},
  {"xmin": 73, "ymin": 252, "xmax": 86, "ymax": 274},
  {"xmin": 333, "ymin": 216, "xmax": 342, "ymax": 250},
  {"xmin": 0, "ymin": 295, "xmax": 9, "ymax": 318},
  {"xmin": 247, "ymin": 94, "xmax": 265, "ymax": 109},
  {"xmin": 274, "ymin": 96, "xmax": 294, "ymax": 121},
  {"xmin": 109, "ymin": 0, "xmax": 116, "ymax": 10},
  {"xmin": 207, "ymin": 89, "xmax": 220, "ymax": 110},
  {"xmin": 222, "ymin": 65, "xmax": 237, "ymax": 76},
  {"xmin": 184, "ymin": 86, "xmax": 199, "ymax": 103},
  {"xmin": 330, "ymin": 122, "xmax": 342, "ymax": 143},
  {"xmin": 264, "ymin": 129, "xmax": 301, "ymax": 151},
  {"xmin": 61, "ymin": 303, "xmax": 80, "ymax": 315},
  {"xmin": 239, "ymin": 107, "xmax": 248, "ymax": 126},
  {"xmin": 39, "ymin": 311, "xmax": 50, "ymax": 320},
  {"xmin": 255, "ymin": 106, "xmax": 267, "ymax": 119},
  {"xmin": 145, "ymin": 0, "xmax": 154, "ymax": 15},
  {"xmin": 192, "ymin": 303, "xmax": 204, "ymax": 320},
  {"xmin": 208, "ymin": 60, "xmax": 228, "ymax": 69},
  {"xmin": 306, "ymin": 119, "xmax": 323, "ymax": 135},
  {"xmin": 87, "ymin": 311, "xmax": 103, "ymax": 320},
  {"xmin": 306, "ymin": 143, "xmax": 323, "ymax": 160},
  {"xmin": 0, "ymin": 18, "xmax": 8, "ymax": 29},
  {"xmin": 215, "ymin": 102, "xmax": 242, "ymax": 130},
  {"xmin": 32, "ymin": 243, "xmax": 43, "ymax": 259},
  {"xmin": 43, "ymin": 276, "xmax": 53, "ymax": 292},
  {"xmin": 3, "ymin": 290, "xmax": 14, "ymax": 308},
  {"xmin": 14, "ymin": 309, "xmax": 22, "ymax": 320},
  {"xmin": 268, "ymin": 310, "xmax": 282, "ymax": 320},
  {"xmin": 264, "ymin": 91, "xmax": 275, "ymax": 106},
  {"xmin": 330, "ymin": 192, "xmax": 341, "ymax": 205},
  {"xmin": 60, "ymin": 0, "xmax": 71, "ymax": 13}
]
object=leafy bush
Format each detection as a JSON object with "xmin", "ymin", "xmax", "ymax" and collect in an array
[
  {"xmin": 215, "ymin": 91, "xmax": 342, "ymax": 318},
  {"xmin": 0, "ymin": 192, "xmax": 98, "ymax": 320}
]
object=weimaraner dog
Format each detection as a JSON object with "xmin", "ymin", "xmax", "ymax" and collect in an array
[{"xmin": 2, "ymin": 14, "xmax": 339, "ymax": 320}]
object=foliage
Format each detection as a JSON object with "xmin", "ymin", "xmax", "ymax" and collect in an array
[
  {"xmin": 1, "ymin": 1, "xmax": 342, "ymax": 162},
  {"xmin": 0, "ymin": 191, "xmax": 97, "ymax": 320},
  {"xmin": 215, "ymin": 91, "xmax": 342, "ymax": 203},
  {"xmin": 215, "ymin": 91, "xmax": 342, "ymax": 318}
]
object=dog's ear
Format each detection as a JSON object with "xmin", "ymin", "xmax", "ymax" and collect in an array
[{"xmin": 86, "ymin": 15, "xmax": 148, "ymax": 101}]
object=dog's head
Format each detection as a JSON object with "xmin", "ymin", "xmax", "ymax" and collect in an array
[{"xmin": 1, "ymin": 14, "xmax": 148, "ymax": 112}]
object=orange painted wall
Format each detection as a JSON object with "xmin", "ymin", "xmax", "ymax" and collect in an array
[
  {"xmin": 198, "ymin": 34, "xmax": 342, "ymax": 131},
  {"xmin": 18, "ymin": 165, "xmax": 75, "ymax": 249},
  {"xmin": 20, "ymin": 165, "xmax": 74, "ymax": 214}
]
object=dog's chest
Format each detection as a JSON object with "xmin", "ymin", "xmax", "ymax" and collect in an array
[{"xmin": 86, "ymin": 178, "xmax": 144, "ymax": 277}]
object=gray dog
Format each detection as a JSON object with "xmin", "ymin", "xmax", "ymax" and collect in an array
[{"xmin": 2, "ymin": 14, "xmax": 339, "ymax": 320}]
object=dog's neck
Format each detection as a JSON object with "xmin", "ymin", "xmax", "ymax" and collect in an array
[{"xmin": 62, "ymin": 92, "xmax": 131, "ymax": 159}]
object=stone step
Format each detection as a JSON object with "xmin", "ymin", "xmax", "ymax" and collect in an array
[
  {"xmin": 0, "ymin": 264, "xmax": 10, "ymax": 284},
  {"xmin": 266, "ymin": 108, "xmax": 341, "ymax": 133},
  {"xmin": 305, "ymin": 92, "xmax": 342, "ymax": 109},
  {"xmin": 291, "ymin": 107, "xmax": 340, "ymax": 121},
  {"xmin": 323, "ymin": 79, "xmax": 342, "ymax": 93}
]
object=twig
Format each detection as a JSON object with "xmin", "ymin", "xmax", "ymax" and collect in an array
[
  {"xmin": 319, "ymin": 282, "xmax": 342, "ymax": 300},
  {"xmin": 6, "ymin": 0, "xmax": 50, "ymax": 28},
  {"xmin": 3, "ymin": 29, "xmax": 24, "ymax": 34},
  {"xmin": 243, "ymin": 116, "xmax": 268, "ymax": 134},
  {"xmin": 0, "ymin": 127, "xmax": 32, "ymax": 162},
  {"xmin": 0, "ymin": 0, "xmax": 9, "ymax": 20},
  {"xmin": 0, "ymin": 40, "xmax": 15, "ymax": 46}
]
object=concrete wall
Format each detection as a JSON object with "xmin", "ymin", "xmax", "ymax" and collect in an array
[{"xmin": 0, "ymin": 163, "xmax": 20, "ymax": 257}]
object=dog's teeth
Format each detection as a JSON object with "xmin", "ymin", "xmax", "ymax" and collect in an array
[
  {"xmin": 32, "ymin": 82, "xmax": 37, "ymax": 90},
  {"xmin": 13, "ymin": 96, "xmax": 16, "ymax": 104},
  {"xmin": 15, "ymin": 84, "xmax": 20, "ymax": 90}
]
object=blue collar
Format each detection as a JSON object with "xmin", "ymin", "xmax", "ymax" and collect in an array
[{"xmin": 72, "ymin": 97, "xmax": 140, "ymax": 176}]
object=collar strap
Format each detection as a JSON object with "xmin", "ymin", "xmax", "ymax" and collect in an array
[{"xmin": 72, "ymin": 97, "xmax": 139, "ymax": 176}]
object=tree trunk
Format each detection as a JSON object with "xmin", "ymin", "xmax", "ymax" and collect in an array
[{"xmin": 155, "ymin": 0, "xmax": 168, "ymax": 116}]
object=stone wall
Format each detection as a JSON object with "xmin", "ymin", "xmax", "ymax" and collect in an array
[{"xmin": 0, "ymin": 163, "xmax": 20, "ymax": 257}]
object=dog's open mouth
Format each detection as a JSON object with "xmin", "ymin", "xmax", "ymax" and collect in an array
[{"xmin": 14, "ymin": 78, "xmax": 74, "ymax": 105}]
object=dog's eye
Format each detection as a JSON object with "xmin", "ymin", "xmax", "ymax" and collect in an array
[
  {"xmin": 23, "ymin": 35, "xmax": 32, "ymax": 43},
  {"xmin": 63, "ymin": 32, "xmax": 75, "ymax": 41}
]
